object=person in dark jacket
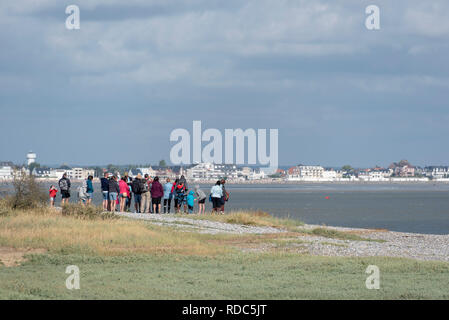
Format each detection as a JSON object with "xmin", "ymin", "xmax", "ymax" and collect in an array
[
  {"xmin": 108, "ymin": 176, "xmax": 120, "ymax": 212},
  {"xmin": 132, "ymin": 174, "xmax": 143, "ymax": 213},
  {"xmin": 100, "ymin": 172, "xmax": 110, "ymax": 210},
  {"xmin": 150, "ymin": 176, "xmax": 164, "ymax": 214},
  {"xmin": 58, "ymin": 173, "xmax": 71, "ymax": 205}
]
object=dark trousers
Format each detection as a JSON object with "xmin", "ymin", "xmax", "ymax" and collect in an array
[{"xmin": 163, "ymin": 198, "xmax": 172, "ymax": 213}]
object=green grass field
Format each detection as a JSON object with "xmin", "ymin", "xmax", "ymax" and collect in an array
[{"xmin": 1, "ymin": 253, "xmax": 448, "ymax": 299}]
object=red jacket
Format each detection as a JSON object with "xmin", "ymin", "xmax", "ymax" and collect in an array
[{"xmin": 49, "ymin": 188, "xmax": 58, "ymax": 198}]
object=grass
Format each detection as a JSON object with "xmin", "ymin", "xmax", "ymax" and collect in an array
[
  {"xmin": 0, "ymin": 205, "xmax": 448, "ymax": 299},
  {"xmin": 0, "ymin": 253, "xmax": 448, "ymax": 299},
  {"xmin": 300, "ymin": 227, "xmax": 386, "ymax": 242},
  {"xmin": 0, "ymin": 206, "xmax": 227, "ymax": 256}
]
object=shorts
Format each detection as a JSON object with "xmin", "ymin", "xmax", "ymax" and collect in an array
[
  {"xmin": 86, "ymin": 192, "xmax": 93, "ymax": 199},
  {"xmin": 212, "ymin": 197, "xmax": 221, "ymax": 209},
  {"xmin": 109, "ymin": 192, "xmax": 118, "ymax": 201},
  {"xmin": 102, "ymin": 191, "xmax": 109, "ymax": 200},
  {"xmin": 152, "ymin": 197, "xmax": 161, "ymax": 205},
  {"xmin": 120, "ymin": 193, "xmax": 128, "ymax": 198},
  {"xmin": 198, "ymin": 198, "xmax": 206, "ymax": 204},
  {"xmin": 61, "ymin": 190, "xmax": 70, "ymax": 199},
  {"xmin": 134, "ymin": 193, "xmax": 142, "ymax": 204},
  {"xmin": 50, "ymin": 197, "xmax": 55, "ymax": 202}
]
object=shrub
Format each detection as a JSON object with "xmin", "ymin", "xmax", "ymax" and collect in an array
[
  {"xmin": 61, "ymin": 203, "xmax": 118, "ymax": 220},
  {"xmin": 7, "ymin": 175, "xmax": 47, "ymax": 210}
]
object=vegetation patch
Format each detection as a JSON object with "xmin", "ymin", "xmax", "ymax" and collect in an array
[{"xmin": 187, "ymin": 210, "xmax": 303, "ymax": 231}]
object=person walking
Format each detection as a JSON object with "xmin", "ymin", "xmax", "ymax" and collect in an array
[
  {"xmin": 194, "ymin": 185, "xmax": 206, "ymax": 214},
  {"xmin": 141, "ymin": 174, "xmax": 151, "ymax": 213},
  {"xmin": 172, "ymin": 179, "xmax": 179, "ymax": 212},
  {"xmin": 150, "ymin": 176, "xmax": 164, "ymax": 214},
  {"xmin": 58, "ymin": 173, "xmax": 71, "ymax": 205},
  {"xmin": 132, "ymin": 174, "xmax": 143, "ymax": 213},
  {"xmin": 86, "ymin": 175, "xmax": 94, "ymax": 205},
  {"xmin": 49, "ymin": 185, "xmax": 58, "ymax": 207},
  {"xmin": 210, "ymin": 181, "xmax": 223, "ymax": 214},
  {"xmin": 163, "ymin": 178, "xmax": 173, "ymax": 213},
  {"xmin": 100, "ymin": 172, "xmax": 110, "ymax": 211},
  {"xmin": 119, "ymin": 176, "xmax": 130, "ymax": 213},
  {"xmin": 108, "ymin": 175, "xmax": 120, "ymax": 212}
]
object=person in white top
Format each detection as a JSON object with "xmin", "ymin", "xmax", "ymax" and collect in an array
[{"xmin": 210, "ymin": 181, "xmax": 223, "ymax": 214}]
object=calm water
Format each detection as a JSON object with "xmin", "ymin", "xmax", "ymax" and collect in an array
[{"xmin": 1, "ymin": 182, "xmax": 449, "ymax": 235}]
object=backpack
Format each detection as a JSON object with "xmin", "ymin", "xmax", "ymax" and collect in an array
[
  {"xmin": 132, "ymin": 179, "xmax": 142, "ymax": 194},
  {"xmin": 59, "ymin": 178, "xmax": 68, "ymax": 191},
  {"xmin": 142, "ymin": 180, "xmax": 149, "ymax": 193}
]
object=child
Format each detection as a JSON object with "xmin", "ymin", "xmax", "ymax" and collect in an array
[
  {"xmin": 186, "ymin": 190, "xmax": 196, "ymax": 214},
  {"xmin": 49, "ymin": 185, "xmax": 58, "ymax": 207}
]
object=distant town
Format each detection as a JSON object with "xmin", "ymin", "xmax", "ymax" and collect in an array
[{"xmin": 1, "ymin": 152, "xmax": 449, "ymax": 183}]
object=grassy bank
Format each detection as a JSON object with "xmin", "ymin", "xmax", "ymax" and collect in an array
[
  {"xmin": 1, "ymin": 253, "xmax": 448, "ymax": 299},
  {"xmin": 0, "ymin": 204, "xmax": 448, "ymax": 299}
]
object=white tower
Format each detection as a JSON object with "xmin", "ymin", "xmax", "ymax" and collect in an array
[{"xmin": 27, "ymin": 151, "xmax": 37, "ymax": 166}]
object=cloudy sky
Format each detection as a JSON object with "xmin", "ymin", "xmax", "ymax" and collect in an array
[{"xmin": 1, "ymin": 0, "xmax": 448, "ymax": 167}]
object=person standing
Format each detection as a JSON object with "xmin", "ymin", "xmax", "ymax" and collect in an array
[
  {"xmin": 108, "ymin": 175, "xmax": 120, "ymax": 212},
  {"xmin": 58, "ymin": 173, "xmax": 71, "ymax": 205},
  {"xmin": 186, "ymin": 190, "xmax": 196, "ymax": 214},
  {"xmin": 141, "ymin": 174, "xmax": 151, "ymax": 213},
  {"xmin": 194, "ymin": 185, "xmax": 206, "ymax": 214},
  {"xmin": 210, "ymin": 181, "xmax": 223, "ymax": 214},
  {"xmin": 132, "ymin": 174, "xmax": 143, "ymax": 213},
  {"xmin": 86, "ymin": 175, "xmax": 94, "ymax": 205},
  {"xmin": 49, "ymin": 185, "xmax": 58, "ymax": 207},
  {"xmin": 163, "ymin": 178, "xmax": 173, "ymax": 213},
  {"xmin": 119, "ymin": 176, "xmax": 130, "ymax": 213},
  {"xmin": 220, "ymin": 178, "xmax": 229, "ymax": 213},
  {"xmin": 151, "ymin": 176, "xmax": 164, "ymax": 214},
  {"xmin": 126, "ymin": 177, "xmax": 133, "ymax": 212},
  {"xmin": 100, "ymin": 172, "xmax": 110, "ymax": 211},
  {"xmin": 174, "ymin": 181, "xmax": 186, "ymax": 213}
]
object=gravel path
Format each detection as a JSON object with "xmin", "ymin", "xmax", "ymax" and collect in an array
[
  {"xmin": 115, "ymin": 212, "xmax": 283, "ymax": 234},
  {"xmin": 114, "ymin": 212, "xmax": 449, "ymax": 262}
]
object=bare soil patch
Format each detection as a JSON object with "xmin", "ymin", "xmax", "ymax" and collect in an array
[{"xmin": 0, "ymin": 247, "xmax": 47, "ymax": 267}]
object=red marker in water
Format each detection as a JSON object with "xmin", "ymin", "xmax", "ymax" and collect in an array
[{"xmin": 325, "ymin": 196, "xmax": 330, "ymax": 200}]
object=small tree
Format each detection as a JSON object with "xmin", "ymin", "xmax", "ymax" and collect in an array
[
  {"xmin": 159, "ymin": 160, "xmax": 167, "ymax": 167},
  {"xmin": 8, "ymin": 174, "xmax": 47, "ymax": 210}
]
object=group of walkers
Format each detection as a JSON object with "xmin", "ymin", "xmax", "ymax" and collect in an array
[{"xmin": 51, "ymin": 172, "xmax": 230, "ymax": 214}]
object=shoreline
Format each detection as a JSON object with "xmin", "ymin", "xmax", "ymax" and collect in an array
[
  {"xmin": 1, "ymin": 178, "xmax": 449, "ymax": 185},
  {"xmin": 114, "ymin": 211, "xmax": 449, "ymax": 262}
]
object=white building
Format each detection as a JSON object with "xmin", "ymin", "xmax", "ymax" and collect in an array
[
  {"xmin": 287, "ymin": 165, "xmax": 325, "ymax": 181},
  {"xmin": 425, "ymin": 166, "xmax": 449, "ymax": 179},
  {"xmin": 186, "ymin": 163, "xmax": 243, "ymax": 180},
  {"xmin": 26, "ymin": 151, "xmax": 37, "ymax": 166},
  {"xmin": 358, "ymin": 169, "xmax": 392, "ymax": 181},
  {"xmin": 0, "ymin": 166, "xmax": 13, "ymax": 180}
]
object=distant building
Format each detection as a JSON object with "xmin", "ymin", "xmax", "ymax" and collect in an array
[
  {"xmin": 287, "ymin": 165, "xmax": 324, "ymax": 181},
  {"xmin": 424, "ymin": 166, "xmax": 449, "ymax": 179},
  {"xmin": 26, "ymin": 151, "xmax": 37, "ymax": 166},
  {"xmin": 32, "ymin": 167, "xmax": 51, "ymax": 178},
  {"xmin": 0, "ymin": 166, "xmax": 13, "ymax": 180}
]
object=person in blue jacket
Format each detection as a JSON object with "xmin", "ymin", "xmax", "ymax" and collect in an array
[
  {"xmin": 186, "ymin": 190, "xmax": 196, "ymax": 214},
  {"xmin": 163, "ymin": 178, "xmax": 173, "ymax": 214}
]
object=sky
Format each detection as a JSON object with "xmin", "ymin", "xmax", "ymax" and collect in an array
[{"xmin": 0, "ymin": 0, "xmax": 448, "ymax": 168}]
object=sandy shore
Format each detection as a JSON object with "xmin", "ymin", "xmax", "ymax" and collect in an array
[{"xmin": 115, "ymin": 212, "xmax": 449, "ymax": 262}]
